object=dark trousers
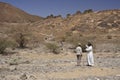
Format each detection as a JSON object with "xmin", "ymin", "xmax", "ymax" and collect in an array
[{"xmin": 77, "ymin": 55, "xmax": 82, "ymax": 66}]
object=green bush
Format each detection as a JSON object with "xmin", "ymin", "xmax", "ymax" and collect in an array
[
  {"xmin": 0, "ymin": 38, "xmax": 17, "ymax": 54},
  {"xmin": 83, "ymin": 9, "xmax": 93, "ymax": 14},
  {"xmin": 0, "ymin": 39, "xmax": 12, "ymax": 54},
  {"xmin": 46, "ymin": 43, "xmax": 60, "ymax": 54}
]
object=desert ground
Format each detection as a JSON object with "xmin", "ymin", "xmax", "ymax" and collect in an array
[
  {"xmin": 0, "ymin": 2, "xmax": 120, "ymax": 80},
  {"xmin": 0, "ymin": 49, "xmax": 120, "ymax": 80}
]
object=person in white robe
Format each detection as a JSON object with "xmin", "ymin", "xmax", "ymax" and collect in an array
[{"xmin": 86, "ymin": 42, "xmax": 94, "ymax": 66}]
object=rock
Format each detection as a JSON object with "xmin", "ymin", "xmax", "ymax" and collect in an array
[
  {"xmin": 20, "ymin": 73, "xmax": 27, "ymax": 80},
  {"xmin": 95, "ymin": 77, "xmax": 100, "ymax": 80},
  {"xmin": 9, "ymin": 66, "xmax": 17, "ymax": 71},
  {"xmin": 29, "ymin": 75, "xmax": 37, "ymax": 80},
  {"xmin": 116, "ymin": 74, "xmax": 120, "ymax": 77}
]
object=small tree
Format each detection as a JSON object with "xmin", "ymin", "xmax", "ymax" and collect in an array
[
  {"xmin": 66, "ymin": 14, "xmax": 71, "ymax": 18},
  {"xmin": 15, "ymin": 33, "xmax": 29, "ymax": 48},
  {"xmin": 75, "ymin": 10, "xmax": 81, "ymax": 15},
  {"xmin": 46, "ymin": 43, "xmax": 60, "ymax": 54},
  {"xmin": 10, "ymin": 24, "xmax": 32, "ymax": 48},
  {"xmin": 83, "ymin": 9, "xmax": 93, "ymax": 14},
  {"xmin": 46, "ymin": 14, "xmax": 54, "ymax": 18}
]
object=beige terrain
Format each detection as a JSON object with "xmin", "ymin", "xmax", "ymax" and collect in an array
[
  {"xmin": 0, "ymin": 2, "xmax": 120, "ymax": 80},
  {"xmin": 0, "ymin": 50, "xmax": 120, "ymax": 80}
]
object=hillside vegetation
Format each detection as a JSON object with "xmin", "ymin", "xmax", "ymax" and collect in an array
[
  {"xmin": 0, "ymin": 2, "xmax": 120, "ymax": 80},
  {"xmin": 0, "ymin": 2, "xmax": 120, "ymax": 53}
]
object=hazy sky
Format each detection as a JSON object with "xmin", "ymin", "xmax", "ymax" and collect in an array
[{"xmin": 0, "ymin": 0, "xmax": 120, "ymax": 17}]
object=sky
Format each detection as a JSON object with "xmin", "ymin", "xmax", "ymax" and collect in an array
[{"xmin": 0, "ymin": 0, "xmax": 120, "ymax": 17}]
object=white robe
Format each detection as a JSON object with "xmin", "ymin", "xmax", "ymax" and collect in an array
[{"xmin": 86, "ymin": 45, "xmax": 94, "ymax": 66}]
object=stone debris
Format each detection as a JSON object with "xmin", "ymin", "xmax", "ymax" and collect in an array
[{"xmin": 0, "ymin": 52, "xmax": 120, "ymax": 80}]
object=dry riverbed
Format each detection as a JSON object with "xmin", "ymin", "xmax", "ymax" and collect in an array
[{"xmin": 0, "ymin": 50, "xmax": 120, "ymax": 80}]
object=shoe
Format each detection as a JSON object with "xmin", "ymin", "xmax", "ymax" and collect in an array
[
  {"xmin": 86, "ymin": 64, "xmax": 94, "ymax": 67},
  {"xmin": 86, "ymin": 64, "xmax": 90, "ymax": 66}
]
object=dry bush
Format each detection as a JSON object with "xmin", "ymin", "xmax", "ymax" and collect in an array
[
  {"xmin": 45, "ymin": 43, "xmax": 60, "ymax": 54},
  {"xmin": 10, "ymin": 24, "xmax": 32, "ymax": 48},
  {"xmin": 15, "ymin": 33, "xmax": 30, "ymax": 48},
  {"xmin": 0, "ymin": 38, "xmax": 14, "ymax": 54},
  {"xmin": 83, "ymin": 9, "xmax": 93, "ymax": 14}
]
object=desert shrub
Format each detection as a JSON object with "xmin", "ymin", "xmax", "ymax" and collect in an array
[
  {"xmin": 0, "ymin": 40, "xmax": 7, "ymax": 54},
  {"xmin": 0, "ymin": 39, "xmax": 13, "ymax": 54},
  {"xmin": 46, "ymin": 43, "xmax": 60, "ymax": 54},
  {"xmin": 75, "ymin": 10, "xmax": 82, "ymax": 15},
  {"xmin": 65, "ymin": 31, "xmax": 72, "ymax": 37},
  {"xmin": 83, "ymin": 9, "xmax": 93, "ymax": 14},
  {"xmin": 46, "ymin": 14, "xmax": 54, "ymax": 18},
  {"xmin": 15, "ymin": 33, "xmax": 29, "ymax": 48},
  {"xmin": 66, "ymin": 14, "xmax": 71, "ymax": 18},
  {"xmin": 10, "ymin": 25, "xmax": 32, "ymax": 48}
]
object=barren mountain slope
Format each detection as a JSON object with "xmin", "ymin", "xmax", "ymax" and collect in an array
[
  {"xmin": 0, "ymin": 2, "xmax": 119, "ymax": 52},
  {"xmin": 0, "ymin": 2, "xmax": 42, "ymax": 23}
]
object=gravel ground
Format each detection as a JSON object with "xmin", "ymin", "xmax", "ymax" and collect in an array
[{"xmin": 0, "ymin": 51, "xmax": 120, "ymax": 80}]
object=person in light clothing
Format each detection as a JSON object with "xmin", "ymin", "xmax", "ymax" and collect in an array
[
  {"xmin": 86, "ymin": 42, "xmax": 94, "ymax": 66},
  {"xmin": 75, "ymin": 43, "xmax": 82, "ymax": 66}
]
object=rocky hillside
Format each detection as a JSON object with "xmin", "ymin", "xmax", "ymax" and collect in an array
[
  {"xmin": 0, "ymin": 2, "xmax": 119, "ymax": 32},
  {"xmin": 69, "ymin": 10, "xmax": 120, "ymax": 32},
  {"xmin": 0, "ymin": 2, "xmax": 120, "ymax": 52},
  {"xmin": 35, "ymin": 9, "xmax": 120, "ymax": 33},
  {"xmin": 31, "ymin": 9, "xmax": 120, "ymax": 52},
  {"xmin": 28, "ymin": 9, "xmax": 120, "ymax": 40},
  {"xmin": 0, "ymin": 2, "xmax": 120, "ymax": 80},
  {"xmin": 0, "ymin": 2, "xmax": 42, "ymax": 23}
]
